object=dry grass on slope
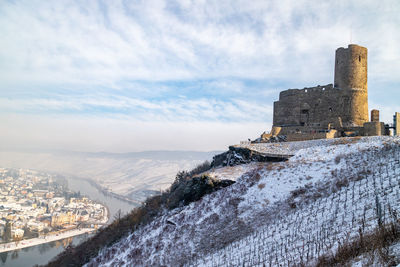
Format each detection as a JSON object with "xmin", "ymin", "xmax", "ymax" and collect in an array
[{"xmin": 316, "ymin": 221, "xmax": 400, "ymax": 266}]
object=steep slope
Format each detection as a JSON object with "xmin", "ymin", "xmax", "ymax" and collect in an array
[{"xmin": 85, "ymin": 137, "xmax": 400, "ymax": 266}]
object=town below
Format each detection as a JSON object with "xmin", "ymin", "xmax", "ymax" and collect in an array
[{"xmin": 0, "ymin": 168, "xmax": 108, "ymax": 252}]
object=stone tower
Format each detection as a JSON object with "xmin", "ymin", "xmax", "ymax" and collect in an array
[
  {"xmin": 334, "ymin": 44, "xmax": 369, "ymax": 126},
  {"xmin": 371, "ymin": 109, "xmax": 379, "ymax": 122}
]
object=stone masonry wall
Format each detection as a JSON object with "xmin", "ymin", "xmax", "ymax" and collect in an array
[
  {"xmin": 273, "ymin": 44, "xmax": 368, "ymax": 129},
  {"xmin": 273, "ymin": 84, "xmax": 367, "ymax": 128}
]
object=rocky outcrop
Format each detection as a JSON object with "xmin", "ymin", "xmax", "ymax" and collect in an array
[
  {"xmin": 170, "ymin": 175, "xmax": 235, "ymax": 206},
  {"xmin": 211, "ymin": 146, "xmax": 288, "ymax": 167}
]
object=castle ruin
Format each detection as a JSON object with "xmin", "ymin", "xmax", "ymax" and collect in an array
[{"xmin": 266, "ymin": 44, "xmax": 394, "ymax": 142}]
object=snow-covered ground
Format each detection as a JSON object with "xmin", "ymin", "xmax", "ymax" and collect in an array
[
  {"xmin": 236, "ymin": 136, "xmax": 364, "ymax": 156},
  {"xmin": 85, "ymin": 136, "xmax": 400, "ymax": 266},
  {"xmin": 207, "ymin": 162, "xmax": 262, "ymax": 182}
]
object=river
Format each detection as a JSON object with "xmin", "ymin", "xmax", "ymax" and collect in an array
[{"xmin": 0, "ymin": 176, "xmax": 139, "ymax": 267}]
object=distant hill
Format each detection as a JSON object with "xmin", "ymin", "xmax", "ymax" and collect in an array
[
  {"xmin": 0, "ymin": 149, "xmax": 221, "ymax": 202},
  {"xmin": 45, "ymin": 149, "xmax": 221, "ymax": 160}
]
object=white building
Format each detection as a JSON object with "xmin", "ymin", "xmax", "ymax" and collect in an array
[{"xmin": 11, "ymin": 228, "xmax": 24, "ymax": 240}]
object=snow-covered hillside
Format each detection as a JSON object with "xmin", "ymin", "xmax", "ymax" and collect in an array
[{"xmin": 86, "ymin": 137, "xmax": 400, "ymax": 266}]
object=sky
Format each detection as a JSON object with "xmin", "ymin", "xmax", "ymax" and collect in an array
[{"xmin": 0, "ymin": 0, "xmax": 399, "ymax": 152}]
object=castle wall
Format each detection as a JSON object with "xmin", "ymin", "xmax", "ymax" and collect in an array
[
  {"xmin": 274, "ymin": 126, "xmax": 338, "ymax": 141},
  {"xmin": 273, "ymin": 44, "xmax": 369, "ymax": 129},
  {"xmin": 285, "ymin": 130, "xmax": 337, "ymax": 142},
  {"xmin": 274, "ymin": 85, "xmax": 337, "ymax": 127},
  {"xmin": 273, "ymin": 84, "xmax": 366, "ymax": 128},
  {"xmin": 363, "ymin": 122, "xmax": 385, "ymax": 136}
]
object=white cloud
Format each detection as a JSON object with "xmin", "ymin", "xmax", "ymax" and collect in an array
[
  {"xmin": 0, "ymin": 95, "xmax": 273, "ymax": 122},
  {"xmin": 0, "ymin": 0, "xmax": 399, "ymax": 86},
  {"xmin": 0, "ymin": 0, "xmax": 399, "ymax": 152}
]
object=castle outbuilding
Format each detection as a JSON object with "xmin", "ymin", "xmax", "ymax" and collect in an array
[{"xmin": 267, "ymin": 44, "xmax": 393, "ymax": 141}]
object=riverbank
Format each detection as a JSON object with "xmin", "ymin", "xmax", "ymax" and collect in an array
[
  {"xmin": 0, "ymin": 228, "xmax": 96, "ymax": 253},
  {"xmin": 0, "ymin": 168, "xmax": 137, "ymax": 267},
  {"xmin": 0, "ymin": 204, "xmax": 109, "ymax": 253},
  {"xmin": 69, "ymin": 176, "xmax": 143, "ymax": 206}
]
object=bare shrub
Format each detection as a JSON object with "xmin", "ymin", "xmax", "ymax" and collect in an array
[
  {"xmin": 331, "ymin": 136, "xmax": 362, "ymax": 146},
  {"xmin": 276, "ymin": 165, "xmax": 285, "ymax": 171},
  {"xmin": 258, "ymin": 183, "xmax": 266, "ymax": 189},
  {"xmin": 316, "ymin": 223, "xmax": 400, "ymax": 266},
  {"xmin": 335, "ymin": 154, "xmax": 343, "ymax": 164},
  {"xmin": 189, "ymin": 160, "xmax": 212, "ymax": 176},
  {"xmin": 335, "ymin": 177, "xmax": 349, "ymax": 189},
  {"xmin": 290, "ymin": 187, "xmax": 307, "ymax": 198},
  {"xmin": 246, "ymin": 167, "xmax": 263, "ymax": 185},
  {"xmin": 266, "ymin": 163, "xmax": 274, "ymax": 171}
]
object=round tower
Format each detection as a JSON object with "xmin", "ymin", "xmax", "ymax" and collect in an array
[
  {"xmin": 334, "ymin": 44, "xmax": 368, "ymax": 90},
  {"xmin": 334, "ymin": 44, "xmax": 368, "ymax": 126}
]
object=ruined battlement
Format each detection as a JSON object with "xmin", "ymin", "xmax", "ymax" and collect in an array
[
  {"xmin": 271, "ymin": 44, "xmax": 372, "ymax": 139},
  {"xmin": 279, "ymin": 84, "xmax": 334, "ymax": 100}
]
